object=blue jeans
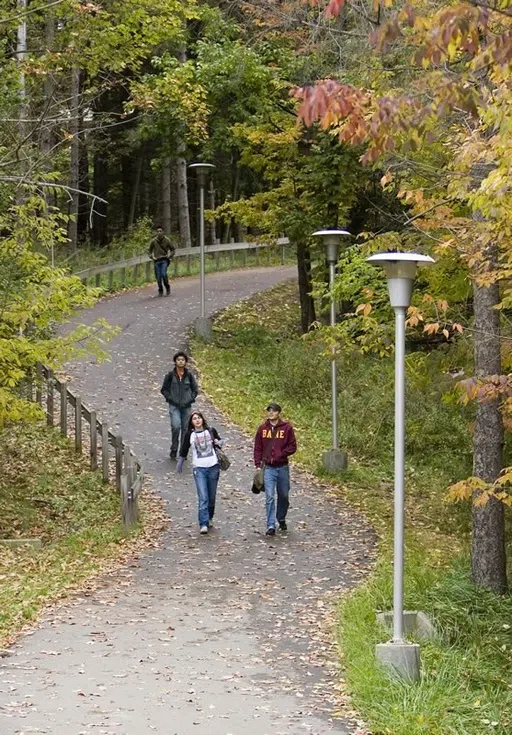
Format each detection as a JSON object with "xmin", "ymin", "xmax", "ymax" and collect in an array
[
  {"xmin": 193, "ymin": 465, "xmax": 220, "ymax": 527},
  {"xmin": 169, "ymin": 405, "xmax": 191, "ymax": 454},
  {"xmin": 264, "ymin": 465, "xmax": 290, "ymax": 530},
  {"xmin": 154, "ymin": 258, "xmax": 170, "ymax": 293}
]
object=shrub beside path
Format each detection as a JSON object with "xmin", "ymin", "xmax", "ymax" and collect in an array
[{"xmin": 0, "ymin": 267, "xmax": 375, "ymax": 735}]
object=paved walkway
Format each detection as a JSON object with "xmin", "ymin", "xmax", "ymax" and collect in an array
[{"xmin": 0, "ymin": 267, "xmax": 374, "ymax": 735}]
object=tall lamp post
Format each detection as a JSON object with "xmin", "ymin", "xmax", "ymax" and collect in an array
[
  {"xmin": 367, "ymin": 252, "xmax": 435, "ymax": 681},
  {"xmin": 189, "ymin": 162, "xmax": 216, "ymax": 340},
  {"xmin": 312, "ymin": 229, "xmax": 351, "ymax": 473}
]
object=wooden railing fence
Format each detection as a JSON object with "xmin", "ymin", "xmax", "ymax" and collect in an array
[
  {"xmin": 76, "ymin": 237, "xmax": 291, "ymax": 288},
  {"xmin": 30, "ymin": 364, "xmax": 142, "ymax": 529}
]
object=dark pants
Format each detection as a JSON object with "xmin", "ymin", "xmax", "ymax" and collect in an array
[{"xmin": 154, "ymin": 258, "xmax": 170, "ymax": 294}]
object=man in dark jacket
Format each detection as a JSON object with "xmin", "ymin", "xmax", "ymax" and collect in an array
[
  {"xmin": 161, "ymin": 352, "xmax": 198, "ymax": 459},
  {"xmin": 253, "ymin": 402, "xmax": 297, "ymax": 536},
  {"xmin": 148, "ymin": 225, "xmax": 175, "ymax": 296}
]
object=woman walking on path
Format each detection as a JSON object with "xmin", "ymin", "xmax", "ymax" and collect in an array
[{"xmin": 176, "ymin": 411, "xmax": 223, "ymax": 534}]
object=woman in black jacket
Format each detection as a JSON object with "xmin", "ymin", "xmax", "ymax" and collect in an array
[{"xmin": 176, "ymin": 411, "xmax": 223, "ymax": 534}]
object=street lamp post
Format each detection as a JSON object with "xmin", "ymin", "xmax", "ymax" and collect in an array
[
  {"xmin": 189, "ymin": 162, "xmax": 216, "ymax": 339},
  {"xmin": 312, "ymin": 229, "xmax": 351, "ymax": 473},
  {"xmin": 367, "ymin": 251, "xmax": 435, "ymax": 681}
]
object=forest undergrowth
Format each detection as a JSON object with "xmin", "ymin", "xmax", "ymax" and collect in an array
[{"xmin": 0, "ymin": 423, "xmax": 166, "ymax": 647}]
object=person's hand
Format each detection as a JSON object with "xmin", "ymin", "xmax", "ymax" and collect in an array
[
  {"xmin": 213, "ymin": 438, "xmax": 221, "ymax": 446},
  {"xmin": 176, "ymin": 457, "xmax": 185, "ymax": 473}
]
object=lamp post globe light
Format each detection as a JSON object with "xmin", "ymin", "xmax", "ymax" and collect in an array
[
  {"xmin": 367, "ymin": 252, "xmax": 435, "ymax": 682},
  {"xmin": 188, "ymin": 162, "xmax": 216, "ymax": 340},
  {"xmin": 312, "ymin": 229, "xmax": 351, "ymax": 473}
]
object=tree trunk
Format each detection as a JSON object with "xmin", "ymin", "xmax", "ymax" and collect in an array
[
  {"xmin": 122, "ymin": 155, "xmax": 133, "ymax": 229},
  {"xmin": 68, "ymin": 67, "xmax": 81, "ymax": 250},
  {"xmin": 175, "ymin": 45, "xmax": 192, "ymax": 248},
  {"xmin": 471, "ymin": 270, "xmax": 507, "ymax": 594},
  {"xmin": 161, "ymin": 156, "xmax": 172, "ymax": 235},
  {"xmin": 92, "ymin": 149, "xmax": 108, "ymax": 246},
  {"xmin": 41, "ymin": 4, "xmax": 55, "ymax": 171},
  {"xmin": 77, "ymin": 130, "xmax": 89, "ymax": 240},
  {"xmin": 209, "ymin": 179, "xmax": 217, "ymax": 244},
  {"xmin": 128, "ymin": 148, "xmax": 143, "ymax": 228},
  {"xmin": 176, "ymin": 139, "xmax": 191, "ymax": 248},
  {"xmin": 16, "ymin": 0, "xmax": 28, "ymax": 204},
  {"xmin": 469, "ymin": 161, "xmax": 508, "ymax": 594},
  {"xmin": 296, "ymin": 240, "xmax": 316, "ymax": 333}
]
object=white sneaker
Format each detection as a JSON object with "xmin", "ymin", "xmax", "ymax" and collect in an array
[{"xmin": 200, "ymin": 526, "xmax": 208, "ymax": 534}]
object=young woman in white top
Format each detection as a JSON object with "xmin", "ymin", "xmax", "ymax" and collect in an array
[{"xmin": 176, "ymin": 411, "xmax": 223, "ymax": 534}]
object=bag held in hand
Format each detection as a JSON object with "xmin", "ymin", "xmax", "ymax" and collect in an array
[
  {"xmin": 251, "ymin": 467, "xmax": 264, "ymax": 494},
  {"xmin": 251, "ymin": 427, "xmax": 278, "ymax": 494}
]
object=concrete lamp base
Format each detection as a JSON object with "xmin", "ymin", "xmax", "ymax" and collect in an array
[
  {"xmin": 322, "ymin": 448, "xmax": 348, "ymax": 473},
  {"xmin": 376, "ymin": 610, "xmax": 435, "ymax": 642},
  {"xmin": 376, "ymin": 641, "xmax": 420, "ymax": 682},
  {"xmin": 194, "ymin": 316, "xmax": 213, "ymax": 341}
]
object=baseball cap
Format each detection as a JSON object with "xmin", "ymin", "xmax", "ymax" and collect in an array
[{"xmin": 266, "ymin": 402, "xmax": 282, "ymax": 412}]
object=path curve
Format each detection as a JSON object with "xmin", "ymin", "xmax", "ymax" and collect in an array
[{"xmin": 0, "ymin": 268, "xmax": 374, "ymax": 735}]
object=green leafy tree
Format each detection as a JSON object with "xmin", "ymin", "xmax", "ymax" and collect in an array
[{"xmin": 0, "ymin": 193, "xmax": 114, "ymax": 427}]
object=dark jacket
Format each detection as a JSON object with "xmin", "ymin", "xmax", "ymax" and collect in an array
[
  {"xmin": 149, "ymin": 235, "xmax": 175, "ymax": 261},
  {"xmin": 254, "ymin": 419, "xmax": 297, "ymax": 468},
  {"xmin": 161, "ymin": 368, "xmax": 198, "ymax": 409},
  {"xmin": 180, "ymin": 426, "xmax": 221, "ymax": 459}
]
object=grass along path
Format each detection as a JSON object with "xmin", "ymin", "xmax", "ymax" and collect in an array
[
  {"xmin": 0, "ymin": 422, "xmax": 165, "ymax": 647},
  {"xmin": 191, "ymin": 281, "xmax": 512, "ymax": 735}
]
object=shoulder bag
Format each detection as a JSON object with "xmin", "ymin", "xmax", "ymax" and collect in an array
[{"xmin": 209, "ymin": 429, "xmax": 231, "ymax": 471}]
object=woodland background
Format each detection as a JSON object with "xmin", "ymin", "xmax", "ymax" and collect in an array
[{"xmin": 1, "ymin": 2, "xmax": 512, "ymax": 732}]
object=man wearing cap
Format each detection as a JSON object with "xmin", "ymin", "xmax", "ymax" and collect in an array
[{"xmin": 253, "ymin": 403, "xmax": 297, "ymax": 536}]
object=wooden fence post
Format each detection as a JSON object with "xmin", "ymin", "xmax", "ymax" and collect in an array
[
  {"xmin": 230, "ymin": 250, "xmax": 235, "ymax": 268},
  {"xmin": 101, "ymin": 422, "xmax": 109, "ymax": 482},
  {"xmin": 90, "ymin": 410, "xmax": 97, "ymax": 471},
  {"xmin": 187, "ymin": 255, "xmax": 191, "ymax": 274},
  {"xmin": 108, "ymin": 269, "xmax": 114, "ymax": 291},
  {"xmin": 121, "ymin": 471, "xmax": 129, "ymax": 527},
  {"xmin": 59, "ymin": 380, "xmax": 67, "ymax": 436},
  {"xmin": 95, "ymin": 273, "xmax": 101, "ymax": 288},
  {"xmin": 243, "ymin": 249, "xmax": 248, "ymax": 266},
  {"xmin": 121, "ymin": 267, "xmax": 126, "ymax": 288},
  {"xmin": 124, "ymin": 449, "xmax": 134, "ymax": 526},
  {"xmin": 174, "ymin": 258, "xmax": 178, "ymax": 277},
  {"xmin": 146, "ymin": 261, "xmax": 151, "ymax": 281},
  {"xmin": 115, "ymin": 434, "xmax": 123, "ymax": 491},
  {"xmin": 75, "ymin": 395, "xmax": 82, "ymax": 452},
  {"xmin": 46, "ymin": 369, "xmax": 54, "ymax": 426},
  {"xmin": 134, "ymin": 263, "xmax": 139, "ymax": 285}
]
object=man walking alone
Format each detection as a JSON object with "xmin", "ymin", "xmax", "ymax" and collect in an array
[
  {"xmin": 161, "ymin": 352, "xmax": 198, "ymax": 459},
  {"xmin": 254, "ymin": 403, "xmax": 297, "ymax": 536},
  {"xmin": 148, "ymin": 225, "xmax": 175, "ymax": 296}
]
